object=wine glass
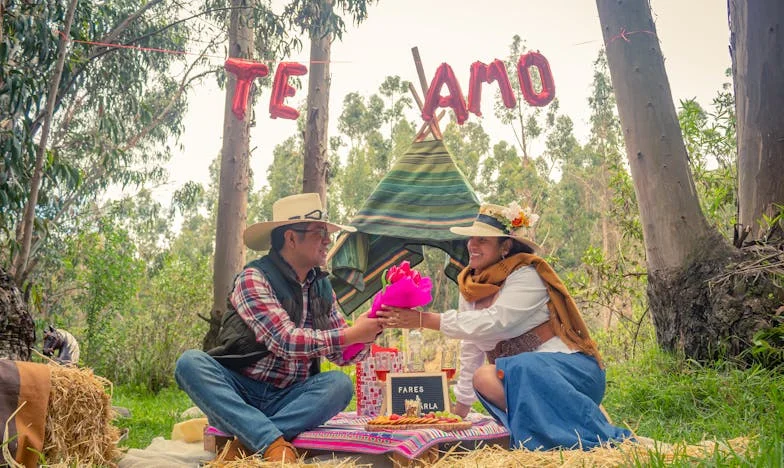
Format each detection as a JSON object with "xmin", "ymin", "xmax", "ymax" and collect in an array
[
  {"xmin": 406, "ymin": 329, "xmax": 425, "ymax": 372},
  {"xmin": 441, "ymin": 349, "xmax": 457, "ymax": 383},
  {"xmin": 374, "ymin": 352, "xmax": 391, "ymax": 383}
]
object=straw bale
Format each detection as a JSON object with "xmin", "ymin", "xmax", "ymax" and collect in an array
[
  {"xmin": 204, "ymin": 436, "xmax": 751, "ymax": 467},
  {"xmin": 43, "ymin": 365, "xmax": 122, "ymax": 467}
]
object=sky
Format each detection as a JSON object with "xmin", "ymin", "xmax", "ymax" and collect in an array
[{"xmin": 147, "ymin": 0, "xmax": 731, "ymax": 204}]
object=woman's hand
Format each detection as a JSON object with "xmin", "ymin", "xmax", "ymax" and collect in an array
[{"xmin": 376, "ymin": 306, "xmax": 422, "ymax": 329}]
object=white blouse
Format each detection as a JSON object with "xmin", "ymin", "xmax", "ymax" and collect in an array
[{"xmin": 439, "ymin": 266, "xmax": 576, "ymax": 406}]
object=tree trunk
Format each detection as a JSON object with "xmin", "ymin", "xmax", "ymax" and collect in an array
[
  {"xmin": 597, "ymin": 0, "xmax": 715, "ymax": 272},
  {"xmin": 596, "ymin": 0, "xmax": 779, "ymax": 360},
  {"xmin": 204, "ymin": 0, "xmax": 254, "ymax": 351},
  {"xmin": 0, "ymin": 267, "xmax": 35, "ymax": 360},
  {"xmin": 302, "ymin": 21, "xmax": 332, "ymax": 203},
  {"xmin": 730, "ymin": 0, "xmax": 784, "ymax": 240},
  {"xmin": 11, "ymin": 0, "xmax": 78, "ymax": 286}
]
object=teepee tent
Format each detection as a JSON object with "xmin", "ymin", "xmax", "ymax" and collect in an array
[{"xmin": 329, "ymin": 138, "xmax": 480, "ymax": 315}]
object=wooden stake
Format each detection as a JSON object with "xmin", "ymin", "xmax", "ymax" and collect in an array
[{"xmin": 410, "ymin": 47, "xmax": 442, "ymax": 140}]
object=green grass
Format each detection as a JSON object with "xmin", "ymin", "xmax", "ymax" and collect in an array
[
  {"xmin": 111, "ymin": 384, "xmax": 195, "ymax": 449},
  {"xmin": 602, "ymin": 348, "xmax": 784, "ymax": 466}
]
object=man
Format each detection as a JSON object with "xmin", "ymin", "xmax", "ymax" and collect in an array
[{"xmin": 175, "ymin": 193, "xmax": 381, "ymax": 463}]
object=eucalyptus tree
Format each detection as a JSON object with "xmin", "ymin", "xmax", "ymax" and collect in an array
[
  {"xmin": 442, "ymin": 121, "xmax": 490, "ymax": 187},
  {"xmin": 596, "ymin": 0, "xmax": 782, "ymax": 361},
  {"xmin": 1, "ymin": 0, "xmax": 212, "ymax": 287},
  {"xmin": 206, "ymin": 0, "xmax": 379, "ymax": 349},
  {"xmin": 731, "ymin": 2, "xmax": 784, "ymax": 241},
  {"xmin": 332, "ymin": 77, "xmax": 414, "ymax": 219},
  {"xmin": 494, "ymin": 34, "xmax": 543, "ymax": 162},
  {"xmin": 287, "ymin": 0, "xmax": 378, "ymax": 202}
]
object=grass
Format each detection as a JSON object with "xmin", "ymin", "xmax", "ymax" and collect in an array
[
  {"xmin": 601, "ymin": 348, "xmax": 784, "ymax": 466},
  {"xmin": 111, "ymin": 384, "xmax": 194, "ymax": 449}
]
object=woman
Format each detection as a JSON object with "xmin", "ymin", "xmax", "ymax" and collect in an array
[{"xmin": 377, "ymin": 201, "xmax": 632, "ymax": 450}]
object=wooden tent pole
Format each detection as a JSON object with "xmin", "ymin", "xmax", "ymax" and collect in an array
[{"xmin": 411, "ymin": 46, "xmax": 442, "ymax": 140}]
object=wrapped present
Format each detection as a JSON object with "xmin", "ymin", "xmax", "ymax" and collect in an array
[
  {"xmin": 356, "ymin": 344, "xmax": 403, "ymax": 416},
  {"xmin": 342, "ymin": 261, "xmax": 433, "ymax": 361}
]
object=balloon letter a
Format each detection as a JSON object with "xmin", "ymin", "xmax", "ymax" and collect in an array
[{"xmin": 422, "ymin": 63, "xmax": 469, "ymax": 125}]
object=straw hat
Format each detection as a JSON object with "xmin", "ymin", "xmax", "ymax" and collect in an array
[
  {"xmin": 244, "ymin": 193, "xmax": 356, "ymax": 251},
  {"xmin": 450, "ymin": 201, "xmax": 540, "ymax": 252}
]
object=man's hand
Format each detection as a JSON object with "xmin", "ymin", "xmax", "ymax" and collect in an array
[{"xmin": 344, "ymin": 313, "xmax": 382, "ymax": 344}]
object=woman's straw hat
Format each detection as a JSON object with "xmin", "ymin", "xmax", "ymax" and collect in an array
[
  {"xmin": 244, "ymin": 193, "xmax": 356, "ymax": 251},
  {"xmin": 450, "ymin": 201, "xmax": 540, "ymax": 252}
]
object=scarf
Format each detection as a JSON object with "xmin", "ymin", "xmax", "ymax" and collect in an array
[{"xmin": 457, "ymin": 252, "xmax": 604, "ymax": 368}]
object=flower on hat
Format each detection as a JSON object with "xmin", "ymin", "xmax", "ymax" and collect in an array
[{"xmin": 485, "ymin": 201, "xmax": 539, "ymax": 236}]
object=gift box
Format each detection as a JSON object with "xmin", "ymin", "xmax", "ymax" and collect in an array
[{"xmin": 356, "ymin": 344, "xmax": 403, "ymax": 416}]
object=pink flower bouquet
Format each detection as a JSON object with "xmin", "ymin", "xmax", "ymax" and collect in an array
[{"xmin": 342, "ymin": 261, "xmax": 433, "ymax": 360}]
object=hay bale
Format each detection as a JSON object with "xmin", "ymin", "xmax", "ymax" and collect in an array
[
  {"xmin": 205, "ymin": 436, "xmax": 751, "ymax": 467},
  {"xmin": 44, "ymin": 365, "xmax": 122, "ymax": 467}
]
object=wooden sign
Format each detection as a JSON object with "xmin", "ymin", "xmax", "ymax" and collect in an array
[{"xmin": 384, "ymin": 372, "xmax": 449, "ymax": 415}]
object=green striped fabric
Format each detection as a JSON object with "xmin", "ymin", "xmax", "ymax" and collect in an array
[{"xmin": 329, "ymin": 140, "xmax": 480, "ymax": 315}]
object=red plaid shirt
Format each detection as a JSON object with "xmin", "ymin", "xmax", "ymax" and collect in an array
[{"xmin": 230, "ymin": 266, "xmax": 369, "ymax": 388}]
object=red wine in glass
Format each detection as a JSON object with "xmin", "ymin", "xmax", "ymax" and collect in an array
[{"xmin": 442, "ymin": 368, "xmax": 456, "ymax": 380}]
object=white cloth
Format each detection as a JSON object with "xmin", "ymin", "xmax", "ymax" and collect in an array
[
  {"xmin": 439, "ymin": 266, "xmax": 575, "ymax": 406},
  {"xmin": 119, "ymin": 437, "xmax": 213, "ymax": 468},
  {"xmin": 58, "ymin": 329, "xmax": 80, "ymax": 364}
]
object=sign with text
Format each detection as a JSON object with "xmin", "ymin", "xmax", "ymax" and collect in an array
[{"xmin": 384, "ymin": 372, "xmax": 449, "ymax": 415}]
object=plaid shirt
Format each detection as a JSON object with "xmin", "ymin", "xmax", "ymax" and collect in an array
[{"xmin": 230, "ymin": 265, "xmax": 369, "ymax": 388}]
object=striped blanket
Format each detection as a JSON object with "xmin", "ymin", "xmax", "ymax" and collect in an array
[
  {"xmin": 0, "ymin": 360, "xmax": 51, "ymax": 467},
  {"xmin": 329, "ymin": 139, "xmax": 480, "ymax": 315},
  {"xmin": 292, "ymin": 412, "xmax": 509, "ymax": 459}
]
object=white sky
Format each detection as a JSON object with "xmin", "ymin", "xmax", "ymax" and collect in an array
[{"xmin": 153, "ymin": 0, "xmax": 731, "ymax": 203}]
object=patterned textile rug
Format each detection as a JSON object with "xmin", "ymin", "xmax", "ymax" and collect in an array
[{"xmin": 292, "ymin": 412, "xmax": 509, "ymax": 460}]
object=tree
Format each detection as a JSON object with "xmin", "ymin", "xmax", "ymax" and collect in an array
[
  {"xmin": 730, "ymin": 1, "xmax": 784, "ymax": 240},
  {"xmin": 11, "ymin": 0, "xmax": 78, "ymax": 286},
  {"xmin": 207, "ymin": 0, "xmax": 377, "ymax": 348},
  {"xmin": 1, "ymin": 0, "xmax": 209, "ymax": 285},
  {"xmin": 595, "ymin": 0, "xmax": 781, "ymax": 361},
  {"xmin": 300, "ymin": 0, "xmax": 333, "ymax": 202},
  {"xmin": 208, "ymin": 0, "xmax": 256, "ymax": 350},
  {"xmin": 332, "ymin": 78, "xmax": 413, "ymax": 220}
]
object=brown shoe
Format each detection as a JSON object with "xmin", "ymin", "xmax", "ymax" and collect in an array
[
  {"xmin": 214, "ymin": 437, "xmax": 255, "ymax": 462},
  {"xmin": 263, "ymin": 436, "xmax": 298, "ymax": 463}
]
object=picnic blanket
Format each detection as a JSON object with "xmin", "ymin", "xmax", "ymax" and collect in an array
[
  {"xmin": 292, "ymin": 411, "xmax": 509, "ymax": 459},
  {"xmin": 0, "ymin": 360, "xmax": 51, "ymax": 468}
]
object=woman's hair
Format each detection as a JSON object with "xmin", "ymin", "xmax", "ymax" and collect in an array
[{"xmin": 501, "ymin": 237, "xmax": 535, "ymax": 255}]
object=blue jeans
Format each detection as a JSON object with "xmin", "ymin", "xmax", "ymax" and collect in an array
[{"xmin": 174, "ymin": 349, "xmax": 353, "ymax": 453}]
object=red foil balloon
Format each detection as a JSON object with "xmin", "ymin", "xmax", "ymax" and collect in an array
[
  {"xmin": 467, "ymin": 59, "xmax": 516, "ymax": 116},
  {"xmin": 224, "ymin": 58, "xmax": 270, "ymax": 120},
  {"xmin": 422, "ymin": 63, "xmax": 469, "ymax": 125},
  {"xmin": 517, "ymin": 51, "xmax": 556, "ymax": 107},
  {"xmin": 269, "ymin": 62, "xmax": 308, "ymax": 120}
]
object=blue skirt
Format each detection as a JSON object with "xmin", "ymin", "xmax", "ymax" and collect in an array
[{"xmin": 476, "ymin": 352, "xmax": 633, "ymax": 450}]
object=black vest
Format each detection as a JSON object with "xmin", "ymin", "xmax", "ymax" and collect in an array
[{"xmin": 207, "ymin": 250, "xmax": 335, "ymax": 376}]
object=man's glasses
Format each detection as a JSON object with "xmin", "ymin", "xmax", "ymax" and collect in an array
[{"xmin": 291, "ymin": 227, "xmax": 331, "ymax": 240}]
